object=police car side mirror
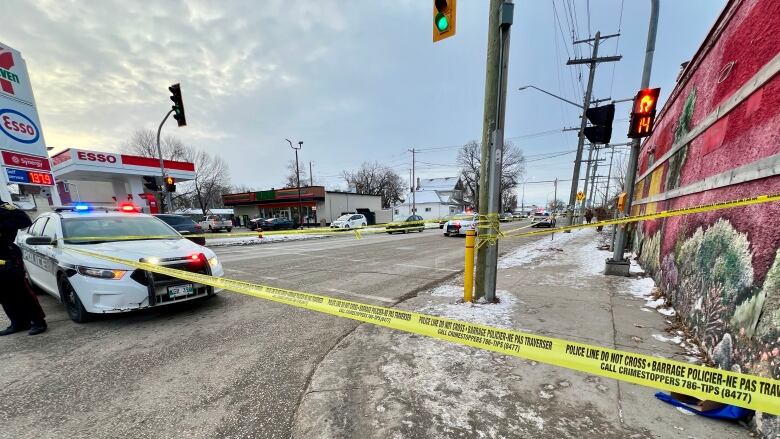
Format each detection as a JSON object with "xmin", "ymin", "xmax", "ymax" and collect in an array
[{"xmin": 26, "ymin": 236, "xmax": 54, "ymax": 246}]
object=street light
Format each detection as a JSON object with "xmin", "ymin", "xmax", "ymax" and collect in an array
[
  {"xmin": 517, "ymin": 85, "xmax": 583, "ymax": 109},
  {"xmin": 286, "ymin": 139, "xmax": 304, "ymax": 228}
]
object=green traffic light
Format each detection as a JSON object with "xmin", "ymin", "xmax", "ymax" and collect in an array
[{"xmin": 435, "ymin": 13, "xmax": 448, "ymax": 32}]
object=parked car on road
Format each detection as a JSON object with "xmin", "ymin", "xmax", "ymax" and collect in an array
[
  {"xmin": 386, "ymin": 215, "xmax": 425, "ymax": 234},
  {"xmin": 499, "ymin": 212, "xmax": 514, "ymax": 222},
  {"xmin": 438, "ymin": 215, "xmax": 453, "ymax": 229},
  {"xmin": 531, "ymin": 211, "xmax": 556, "ymax": 228},
  {"xmin": 154, "ymin": 214, "xmax": 206, "ymax": 245},
  {"xmin": 200, "ymin": 214, "xmax": 232, "ymax": 232},
  {"xmin": 330, "ymin": 213, "xmax": 367, "ymax": 229},
  {"xmin": 247, "ymin": 217, "xmax": 265, "ymax": 231},
  {"xmin": 443, "ymin": 214, "xmax": 478, "ymax": 237},
  {"xmin": 260, "ymin": 217, "xmax": 297, "ymax": 230}
]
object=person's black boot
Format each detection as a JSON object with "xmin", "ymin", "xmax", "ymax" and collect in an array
[
  {"xmin": 28, "ymin": 320, "xmax": 47, "ymax": 335},
  {"xmin": 0, "ymin": 324, "xmax": 30, "ymax": 336}
]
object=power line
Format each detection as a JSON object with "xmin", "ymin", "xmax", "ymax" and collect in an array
[{"xmin": 609, "ymin": 0, "xmax": 625, "ymax": 96}]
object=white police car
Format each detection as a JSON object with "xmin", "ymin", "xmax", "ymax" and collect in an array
[{"xmin": 17, "ymin": 204, "xmax": 224, "ymax": 323}]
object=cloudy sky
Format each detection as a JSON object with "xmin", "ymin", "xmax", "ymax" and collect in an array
[{"xmin": 2, "ymin": 0, "xmax": 724, "ymax": 205}]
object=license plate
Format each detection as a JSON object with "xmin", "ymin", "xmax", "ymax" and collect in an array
[{"xmin": 168, "ymin": 284, "xmax": 194, "ymax": 298}]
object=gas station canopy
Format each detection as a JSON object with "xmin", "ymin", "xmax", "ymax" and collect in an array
[{"xmin": 51, "ymin": 148, "xmax": 195, "ymax": 182}]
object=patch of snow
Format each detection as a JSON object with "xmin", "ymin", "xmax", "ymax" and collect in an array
[
  {"xmin": 497, "ymin": 231, "xmax": 582, "ymax": 269},
  {"xmin": 626, "ymin": 278, "xmax": 656, "ymax": 299},
  {"xmin": 644, "ymin": 298, "xmax": 666, "ymax": 309},
  {"xmin": 206, "ymin": 233, "xmax": 328, "ymax": 247},
  {"xmin": 657, "ymin": 307, "xmax": 676, "ymax": 317},
  {"xmin": 428, "ymin": 285, "xmax": 462, "ymax": 297},
  {"xmin": 420, "ymin": 289, "xmax": 518, "ymax": 330},
  {"xmin": 651, "ymin": 333, "xmax": 683, "ymax": 344}
]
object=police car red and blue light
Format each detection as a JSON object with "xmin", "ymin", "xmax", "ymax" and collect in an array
[{"xmin": 17, "ymin": 203, "xmax": 223, "ymax": 323}]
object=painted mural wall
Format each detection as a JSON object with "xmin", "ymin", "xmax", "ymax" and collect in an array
[{"xmin": 630, "ymin": 0, "xmax": 779, "ymax": 432}]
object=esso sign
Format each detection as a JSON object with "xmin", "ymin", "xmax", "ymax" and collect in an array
[
  {"xmin": 77, "ymin": 151, "xmax": 118, "ymax": 164},
  {"xmin": 0, "ymin": 109, "xmax": 40, "ymax": 144}
]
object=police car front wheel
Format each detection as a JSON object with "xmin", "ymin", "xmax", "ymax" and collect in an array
[{"xmin": 58, "ymin": 277, "xmax": 92, "ymax": 323}]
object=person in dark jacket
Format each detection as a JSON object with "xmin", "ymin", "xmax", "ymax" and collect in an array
[
  {"xmin": 584, "ymin": 209, "xmax": 594, "ymax": 224},
  {"xmin": 0, "ymin": 201, "xmax": 47, "ymax": 336}
]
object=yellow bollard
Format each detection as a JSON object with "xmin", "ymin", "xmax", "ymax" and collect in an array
[{"xmin": 464, "ymin": 230, "xmax": 476, "ymax": 302}]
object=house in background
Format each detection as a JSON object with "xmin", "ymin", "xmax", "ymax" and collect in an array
[{"xmin": 393, "ymin": 177, "xmax": 465, "ymax": 220}]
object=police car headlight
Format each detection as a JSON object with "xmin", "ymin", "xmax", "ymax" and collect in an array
[
  {"xmin": 77, "ymin": 266, "xmax": 127, "ymax": 280},
  {"xmin": 208, "ymin": 257, "xmax": 220, "ymax": 268}
]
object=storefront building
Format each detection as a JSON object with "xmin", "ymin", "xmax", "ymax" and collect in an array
[{"xmin": 223, "ymin": 186, "xmax": 391, "ymax": 226}]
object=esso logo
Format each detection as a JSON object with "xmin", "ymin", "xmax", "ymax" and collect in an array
[
  {"xmin": 0, "ymin": 109, "xmax": 40, "ymax": 144},
  {"xmin": 77, "ymin": 151, "xmax": 118, "ymax": 164}
]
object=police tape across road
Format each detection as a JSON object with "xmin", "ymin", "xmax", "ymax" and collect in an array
[
  {"xmin": 65, "ymin": 247, "xmax": 780, "ymax": 415},
  {"xmin": 60, "ymin": 193, "xmax": 780, "ymax": 244}
]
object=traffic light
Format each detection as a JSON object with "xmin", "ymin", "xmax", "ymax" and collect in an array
[
  {"xmin": 168, "ymin": 83, "xmax": 187, "ymax": 127},
  {"xmin": 143, "ymin": 176, "xmax": 161, "ymax": 192},
  {"xmin": 583, "ymin": 104, "xmax": 615, "ymax": 144},
  {"xmin": 628, "ymin": 87, "xmax": 661, "ymax": 138},
  {"xmin": 433, "ymin": 0, "xmax": 457, "ymax": 43},
  {"xmin": 164, "ymin": 176, "xmax": 176, "ymax": 193}
]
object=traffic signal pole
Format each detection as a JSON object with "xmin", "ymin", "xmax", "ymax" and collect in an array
[
  {"xmin": 475, "ymin": 0, "xmax": 513, "ymax": 302},
  {"xmin": 564, "ymin": 32, "xmax": 621, "ymax": 228},
  {"xmin": 608, "ymin": 0, "xmax": 659, "ymax": 273},
  {"xmin": 156, "ymin": 108, "xmax": 174, "ymax": 213}
]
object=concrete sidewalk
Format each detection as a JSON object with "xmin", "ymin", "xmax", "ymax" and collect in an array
[{"xmin": 291, "ymin": 229, "xmax": 750, "ymax": 438}]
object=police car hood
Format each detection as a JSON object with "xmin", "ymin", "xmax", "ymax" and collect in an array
[{"xmin": 65, "ymin": 239, "xmax": 214, "ymax": 268}]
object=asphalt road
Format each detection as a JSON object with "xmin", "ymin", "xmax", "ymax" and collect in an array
[{"xmin": 1, "ymin": 220, "xmax": 537, "ymax": 439}]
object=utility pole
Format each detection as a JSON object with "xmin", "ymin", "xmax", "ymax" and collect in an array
[
  {"xmin": 608, "ymin": 0, "xmax": 659, "ymax": 274},
  {"xmin": 603, "ymin": 144, "xmax": 615, "ymax": 206},
  {"xmin": 588, "ymin": 145, "xmax": 600, "ymax": 207},
  {"xmin": 581, "ymin": 143, "xmax": 594, "ymax": 214},
  {"xmin": 553, "ymin": 178, "xmax": 558, "ymax": 209},
  {"xmin": 409, "ymin": 148, "xmax": 416, "ymax": 214},
  {"xmin": 564, "ymin": 31, "xmax": 621, "ymax": 229},
  {"xmin": 475, "ymin": 0, "xmax": 513, "ymax": 302}
]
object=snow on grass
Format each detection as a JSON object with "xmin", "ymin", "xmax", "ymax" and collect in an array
[{"xmin": 206, "ymin": 233, "xmax": 328, "ymax": 247}]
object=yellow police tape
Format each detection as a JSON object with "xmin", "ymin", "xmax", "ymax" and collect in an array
[
  {"xmin": 503, "ymin": 193, "xmax": 780, "ymax": 239},
  {"xmin": 61, "ymin": 193, "xmax": 780, "ymax": 244},
  {"xmin": 66, "ymin": 247, "xmax": 780, "ymax": 415}
]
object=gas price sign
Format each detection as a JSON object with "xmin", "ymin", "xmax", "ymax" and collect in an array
[{"xmin": 5, "ymin": 167, "xmax": 54, "ymax": 186}]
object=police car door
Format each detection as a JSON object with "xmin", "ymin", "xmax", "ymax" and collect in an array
[
  {"xmin": 35, "ymin": 216, "xmax": 61, "ymax": 293},
  {"xmin": 22, "ymin": 216, "xmax": 58, "ymax": 295},
  {"xmin": 20, "ymin": 216, "xmax": 48, "ymax": 290}
]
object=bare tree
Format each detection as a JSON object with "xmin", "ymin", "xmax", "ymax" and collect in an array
[
  {"xmin": 457, "ymin": 140, "xmax": 525, "ymax": 212},
  {"xmin": 502, "ymin": 192, "xmax": 518, "ymax": 212},
  {"xmin": 342, "ymin": 162, "xmax": 407, "ymax": 209},
  {"xmin": 283, "ymin": 159, "xmax": 309, "ymax": 188},
  {"xmin": 122, "ymin": 129, "xmax": 231, "ymax": 214},
  {"xmin": 124, "ymin": 128, "xmax": 189, "ymax": 161},
  {"xmin": 548, "ymin": 199, "xmax": 566, "ymax": 212},
  {"xmin": 184, "ymin": 149, "xmax": 231, "ymax": 214}
]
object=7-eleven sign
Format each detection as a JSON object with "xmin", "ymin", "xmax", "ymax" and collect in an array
[{"xmin": 0, "ymin": 50, "xmax": 20, "ymax": 95}]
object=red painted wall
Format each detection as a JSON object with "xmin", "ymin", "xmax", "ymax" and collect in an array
[{"xmin": 631, "ymin": 0, "xmax": 780, "ymax": 430}]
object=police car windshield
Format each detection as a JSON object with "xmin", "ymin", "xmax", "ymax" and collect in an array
[{"xmin": 62, "ymin": 216, "xmax": 181, "ymax": 244}]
